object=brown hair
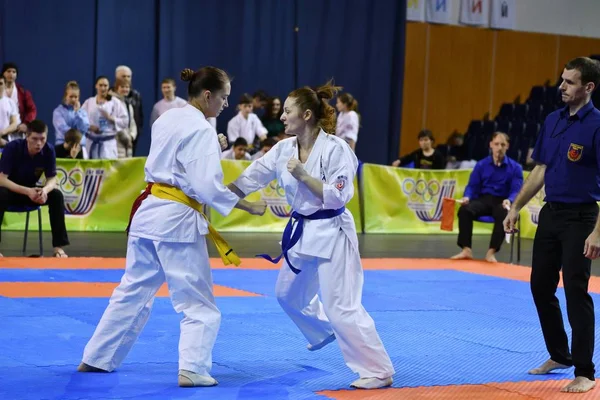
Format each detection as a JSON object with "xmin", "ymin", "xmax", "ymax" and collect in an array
[
  {"xmin": 491, "ymin": 131, "xmax": 510, "ymax": 143},
  {"xmin": 64, "ymin": 128, "xmax": 82, "ymax": 146},
  {"xmin": 63, "ymin": 80, "xmax": 80, "ymax": 101},
  {"xmin": 565, "ymin": 57, "xmax": 600, "ymax": 89},
  {"xmin": 180, "ymin": 66, "xmax": 231, "ymax": 98},
  {"xmin": 238, "ymin": 93, "xmax": 253, "ymax": 105},
  {"xmin": 338, "ymin": 92, "xmax": 359, "ymax": 113},
  {"xmin": 289, "ymin": 79, "xmax": 341, "ymax": 134},
  {"xmin": 114, "ymin": 78, "xmax": 130, "ymax": 90},
  {"xmin": 161, "ymin": 78, "xmax": 176, "ymax": 86}
]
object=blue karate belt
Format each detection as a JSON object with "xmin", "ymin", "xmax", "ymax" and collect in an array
[
  {"xmin": 257, "ymin": 206, "xmax": 346, "ymax": 274},
  {"xmin": 86, "ymin": 132, "xmax": 116, "ymax": 158}
]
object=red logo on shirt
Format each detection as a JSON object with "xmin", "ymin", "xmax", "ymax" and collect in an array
[
  {"xmin": 335, "ymin": 175, "xmax": 347, "ymax": 191},
  {"xmin": 567, "ymin": 143, "xmax": 583, "ymax": 162}
]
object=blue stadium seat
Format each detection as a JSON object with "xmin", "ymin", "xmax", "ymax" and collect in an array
[
  {"xmin": 513, "ymin": 104, "xmax": 528, "ymax": 121},
  {"xmin": 497, "ymin": 103, "xmax": 514, "ymax": 121},
  {"xmin": 528, "ymin": 86, "xmax": 545, "ymax": 104}
]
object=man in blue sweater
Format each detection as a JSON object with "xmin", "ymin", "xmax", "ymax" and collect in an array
[{"xmin": 451, "ymin": 132, "xmax": 523, "ymax": 262}]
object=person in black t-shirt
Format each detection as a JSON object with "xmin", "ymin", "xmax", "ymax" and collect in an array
[
  {"xmin": 54, "ymin": 128, "xmax": 83, "ymax": 159},
  {"xmin": 392, "ymin": 129, "xmax": 445, "ymax": 169}
]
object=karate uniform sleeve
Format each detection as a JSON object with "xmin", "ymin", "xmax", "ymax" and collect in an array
[
  {"xmin": 322, "ymin": 143, "xmax": 358, "ymax": 210},
  {"xmin": 113, "ymin": 100, "xmax": 129, "ymax": 131},
  {"xmin": 227, "ymin": 115, "xmax": 240, "ymax": 143},
  {"xmin": 232, "ymin": 142, "xmax": 279, "ymax": 196},
  {"xmin": 177, "ymin": 128, "xmax": 240, "ymax": 216}
]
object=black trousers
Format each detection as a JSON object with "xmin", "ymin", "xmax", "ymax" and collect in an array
[
  {"xmin": 457, "ymin": 195, "xmax": 507, "ymax": 251},
  {"xmin": 0, "ymin": 187, "xmax": 70, "ymax": 248},
  {"xmin": 531, "ymin": 202, "xmax": 597, "ymax": 380}
]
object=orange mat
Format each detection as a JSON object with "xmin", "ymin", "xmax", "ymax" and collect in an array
[
  {"xmin": 318, "ymin": 380, "xmax": 599, "ymax": 399},
  {"xmin": 3, "ymin": 257, "xmax": 600, "ymax": 293},
  {"xmin": 0, "ymin": 282, "xmax": 260, "ymax": 298}
]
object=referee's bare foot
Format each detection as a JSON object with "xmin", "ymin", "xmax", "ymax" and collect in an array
[
  {"xmin": 451, "ymin": 248, "xmax": 472, "ymax": 260},
  {"xmin": 485, "ymin": 249, "xmax": 497, "ymax": 263},
  {"xmin": 528, "ymin": 359, "xmax": 570, "ymax": 375},
  {"xmin": 561, "ymin": 377, "xmax": 596, "ymax": 393}
]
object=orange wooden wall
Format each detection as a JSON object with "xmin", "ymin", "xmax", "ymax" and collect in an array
[{"xmin": 399, "ymin": 22, "xmax": 600, "ymax": 157}]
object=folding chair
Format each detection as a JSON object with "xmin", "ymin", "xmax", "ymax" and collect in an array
[{"xmin": 6, "ymin": 205, "xmax": 43, "ymax": 257}]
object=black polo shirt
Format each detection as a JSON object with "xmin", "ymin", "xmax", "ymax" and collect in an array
[{"xmin": 0, "ymin": 139, "xmax": 57, "ymax": 187}]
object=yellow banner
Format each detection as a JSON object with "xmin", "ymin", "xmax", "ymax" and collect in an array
[
  {"xmin": 211, "ymin": 160, "xmax": 363, "ymax": 232},
  {"xmin": 2, "ymin": 158, "xmax": 147, "ymax": 232},
  {"xmin": 359, "ymin": 165, "xmax": 567, "ymax": 240}
]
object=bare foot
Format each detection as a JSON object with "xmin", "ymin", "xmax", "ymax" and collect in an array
[
  {"xmin": 528, "ymin": 359, "xmax": 571, "ymax": 375},
  {"xmin": 485, "ymin": 249, "xmax": 498, "ymax": 263},
  {"xmin": 451, "ymin": 248, "xmax": 473, "ymax": 260},
  {"xmin": 53, "ymin": 247, "xmax": 68, "ymax": 258},
  {"xmin": 561, "ymin": 377, "xmax": 596, "ymax": 393}
]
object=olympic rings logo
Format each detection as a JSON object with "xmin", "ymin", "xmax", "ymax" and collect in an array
[
  {"xmin": 401, "ymin": 178, "xmax": 441, "ymax": 203},
  {"xmin": 56, "ymin": 167, "xmax": 85, "ymax": 194},
  {"xmin": 262, "ymin": 180, "xmax": 286, "ymax": 199}
]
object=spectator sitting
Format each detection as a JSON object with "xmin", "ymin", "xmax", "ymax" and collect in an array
[
  {"xmin": 54, "ymin": 128, "xmax": 83, "ymax": 159},
  {"xmin": 221, "ymin": 137, "xmax": 251, "ymax": 160},
  {"xmin": 0, "ymin": 120, "xmax": 70, "ymax": 258},
  {"xmin": 251, "ymin": 137, "xmax": 277, "ymax": 160},
  {"xmin": 451, "ymin": 132, "xmax": 523, "ymax": 263},
  {"xmin": 392, "ymin": 129, "xmax": 445, "ymax": 169},
  {"xmin": 437, "ymin": 132, "xmax": 467, "ymax": 169}
]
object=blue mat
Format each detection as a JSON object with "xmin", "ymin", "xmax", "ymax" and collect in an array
[{"xmin": 1, "ymin": 268, "xmax": 599, "ymax": 399}]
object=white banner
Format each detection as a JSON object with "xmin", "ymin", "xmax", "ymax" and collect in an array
[
  {"xmin": 426, "ymin": 0, "xmax": 453, "ymax": 24},
  {"xmin": 407, "ymin": 0, "xmax": 426, "ymax": 22},
  {"xmin": 490, "ymin": 0, "xmax": 515, "ymax": 29},
  {"xmin": 459, "ymin": 0, "xmax": 490, "ymax": 26}
]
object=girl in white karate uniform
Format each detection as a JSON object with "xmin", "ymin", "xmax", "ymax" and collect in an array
[
  {"xmin": 228, "ymin": 81, "xmax": 395, "ymax": 390},
  {"xmin": 77, "ymin": 66, "xmax": 266, "ymax": 387},
  {"xmin": 81, "ymin": 76, "xmax": 129, "ymax": 159},
  {"xmin": 335, "ymin": 92, "xmax": 360, "ymax": 151}
]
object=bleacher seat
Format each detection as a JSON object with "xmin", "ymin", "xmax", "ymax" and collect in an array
[
  {"xmin": 528, "ymin": 86, "xmax": 545, "ymax": 105},
  {"xmin": 526, "ymin": 103, "xmax": 544, "ymax": 122},
  {"xmin": 497, "ymin": 103, "xmax": 514, "ymax": 121},
  {"xmin": 464, "ymin": 120, "xmax": 483, "ymax": 160},
  {"xmin": 513, "ymin": 104, "xmax": 528, "ymax": 121}
]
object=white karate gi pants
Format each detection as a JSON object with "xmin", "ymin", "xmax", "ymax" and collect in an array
[
  {"xmin": 275, "ymin": 229, "xmax": 395, "ymax": 379},
  {"xmin": 82, "ymin": 235, "xmax": 220, "ymax": 376}
]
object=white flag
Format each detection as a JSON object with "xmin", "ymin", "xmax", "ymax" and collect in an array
[
  {"xmin": 490, "ymin": 0, "xmax": 515, "ymax": 29},
  {"xmin": 459, "ymin": 0, "xmax": 489, "ymax": 26},
  {"xmin": 407, "ymin": 0, "xmax": 425, "ymax": 22},
  {"xmin": 426, "ymin": 0, "xmax": 452, "ymax": 24}
]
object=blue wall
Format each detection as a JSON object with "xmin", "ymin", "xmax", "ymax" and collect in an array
[{"xmin": 0, "ymin": 0, "xmax": 406, "ymax": 164}]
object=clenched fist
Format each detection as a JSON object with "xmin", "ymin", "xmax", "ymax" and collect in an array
[{"xmin": 287, "ymin": 158, "xmax": 307, "ymax": 180}]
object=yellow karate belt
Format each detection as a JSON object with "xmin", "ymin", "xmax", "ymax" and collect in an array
[{"xmin": 150, "ymin": 182, "xmax": 241, "ymax": 266}]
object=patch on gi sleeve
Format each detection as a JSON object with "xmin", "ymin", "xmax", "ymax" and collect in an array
[{"xmin": 334, "ymin": 175, "xmax": 348, "ymax": 191}]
